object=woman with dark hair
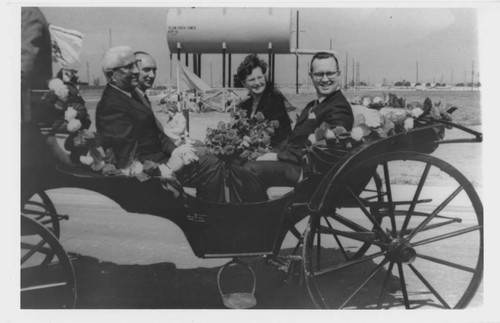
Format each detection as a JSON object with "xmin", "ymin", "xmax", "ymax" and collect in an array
[{"xmin": 237, "ymin": 54, "xmax": 292, "ymax": 147}]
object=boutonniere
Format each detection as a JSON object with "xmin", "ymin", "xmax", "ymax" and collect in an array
[{"xmin": 308, "ymin": 112, "xmax": 317, "ymax": 119}]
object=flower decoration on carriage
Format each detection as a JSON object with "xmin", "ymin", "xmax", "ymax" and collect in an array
[
  {"xmin": 41, "ymin": 78, "xmax": 91, "ymax": 134},
  {"xmin": 205, "ymin": 110, "xmax": 279, "ymax": 162},
  {"xmin": 309, "ymin": 94, "xmax": 456, "ymax": 147}
]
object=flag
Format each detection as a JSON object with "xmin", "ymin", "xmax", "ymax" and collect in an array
[
  {"xmin": 49, "ymin": 24, "xmax": 84, "ymax": 68},
  {"xmin": 178, "ymin": 63, "xmax": 211, "ymax": 92}
]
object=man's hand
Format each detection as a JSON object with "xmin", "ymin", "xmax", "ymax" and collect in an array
[
  {"xmin": 166, "ymin": 145, "xmax": 199, "ymax": 172},
  {"xmin": 256, "ymin": 152, "xmax": 278, "ymax": 161}
]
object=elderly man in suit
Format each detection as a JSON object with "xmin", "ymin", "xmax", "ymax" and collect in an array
[
  {"xmin": 96, "ymin": 46, "xmax": 227, "ymax": 202},
  {"xmin": 241, "ymin": 52, "xmax": 354, "ymax": 201}
]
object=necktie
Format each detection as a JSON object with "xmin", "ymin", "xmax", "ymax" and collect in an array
[{"xmin": 144, "ymin": 94, "xmax": 151, "ymax": 108}]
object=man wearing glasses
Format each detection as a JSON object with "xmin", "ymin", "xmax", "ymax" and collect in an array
[
  {"xmin": 96, "ymin": 46, "xmax": 227, "ymax": 202},
  {"xmin": 241, "ymin": 51, "xmax": 354, "ymax": 201}
]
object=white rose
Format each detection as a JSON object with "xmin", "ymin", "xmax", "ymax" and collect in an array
[
  {"xmin": 404, "ymin": 117, "xmax": 414, "ymax": 130},
  {"xmin": 362, "ymin": 96, "xmax": 372, "ymax": 107},
  {"xmin": 379, "ymin": 107, "xmax": 407, "ymax": 125},
  {"xmin": 351, "ymin": 127, "xmax": 364, "ymax": 141},
  {"xmin": 65, "ymin": 107, "xmax": 78, "ymax": 121},
  {"xmin": 120, "ymin": 167, "xmax": 131, "ymax": 176},
  {"xmin": 411, "ymin": 107, "xmax": 424, "ymax": 118},
  {"xmin": 365, "ymin": 111, "xmax": 381, "ymax": 128},
  {"xmin": 308, "ymin": 133, "xmax": 317, "ymax": 144},
  {"xmin": 158, "ymin": 163, "xmax": 174, "ymax": 179},
  {"xmin": 48, "ymin": 78, "xmax": 69, "ymax": 101},
  {"xmin": 325, "ymin": 129, "xmax": 336, "ymax": 139},
  {"xmin": 130, "ymin": 161, "xmax": 144, "ymax": 175},
  {"xmin": 67, "ymin": 118, "xmax": 82, "ymax": 132},
  {"xmin": 79, "ymin": 154, "xmax": 94, "ymax": 165}
]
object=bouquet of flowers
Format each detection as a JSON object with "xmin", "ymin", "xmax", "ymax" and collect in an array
[{"xmin": 205, "ymin": 109, "xmax": 280, "ymax": 162}]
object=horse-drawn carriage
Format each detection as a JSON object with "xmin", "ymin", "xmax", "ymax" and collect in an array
[{"xmin": 21, "ymin": 106, "xmax": 483, "ymax": 309}]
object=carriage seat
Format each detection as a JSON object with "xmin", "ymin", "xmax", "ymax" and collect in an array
[{"xmin": 181, "ymin": 186, "xmax": 295, "ymax": 201}]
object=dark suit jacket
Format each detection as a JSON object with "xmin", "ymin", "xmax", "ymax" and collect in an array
[
  {"xmin": 96, "ymin": 85, "xmax": 176, "ymax": 168},
  {"xmin": 238, "ymin": 85, "xmax": 292, "ymax": 147},
  {"xmin": 276, "ymin": 90, "xmax": 353, "ymax": 165}
]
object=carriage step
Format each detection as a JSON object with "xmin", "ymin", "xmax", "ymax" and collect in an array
[{"xmin": 217, "ymin": 258, "xmax": 257, "ymax": 309}]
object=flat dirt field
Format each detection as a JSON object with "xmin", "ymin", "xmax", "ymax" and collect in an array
[{"xmin": 33, "ymin": 88, "xmax": 483, "ymax": 310}]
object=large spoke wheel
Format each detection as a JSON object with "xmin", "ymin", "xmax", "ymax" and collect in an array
[
  {"xmin": 303, "ymin": 151, "xmax": 483, "ymax": 309},
  {"xmin": 22, "ymin": 190, "xmax": 61, "ymax": 238},
  {"xmin": 21, "ymin": 215, "xmax": 76, "ymax": 309}
]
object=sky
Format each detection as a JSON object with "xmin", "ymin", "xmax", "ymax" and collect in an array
[{"xmin": 34, "ymin": 6, "xmax": 480, "ymax": 88}]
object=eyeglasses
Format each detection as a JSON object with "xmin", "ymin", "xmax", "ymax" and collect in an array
[
  {"xmin": 311, "ymin": 71, "xmax": 340, "ymax": 79},
  {"xmin": 111, "ymin": 60, "xmax": 140, "ymax": 71}
]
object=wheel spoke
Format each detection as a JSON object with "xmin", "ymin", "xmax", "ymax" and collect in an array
[
  {"xmin": 313, "ymin": 251, "xmax": 386, "ymax": 277},
  {"xmin": 317, "ymin": 225, "xmax": 384, "ymax": 247},
  {"xmin": 408, "ymin": 263, "xmax": 451, "ymax": 309},
  {"xmin": 382, "ymin": 162, "xmax": 397, "ymax": 235},
  {"xmin": 399, "ymin": 217, "xmax": 463, "ymax": 236},
  {"xmin": 339, "ymin": 258, "xmax": 389, "ymax": 309},
  {"xmin": 21, "ymin": 209, "xmax": 49, "ymax": 217},
  {"xmin": 21, "ymin": 240, "xmax": 47, "ymax": 265},
  {"xmin": 412, "ymin": 225, "xmax": 482, "ymax": 247},
  {"xmin": 401, "ymin": 163, "xmax": 431, "ymax": 234},
  {"xmin": 323, "ymin": 215, "xmax": 349, "ymax": 260},
  {"xmin": 21, "ymin": 281, "xmax": 69, "ymax": 292},
  {"xmin": 347, "ymin": 187, "xmax": 391, "ymax": 241},
  {"xmin": 417, "ymin": 253, "xmax": 477, "ymax": 273},
  {"xmin": 316, "ymin": 224, "xmax": 321, "ymax": 270},
  {"xmin": 330, "ymin": 212, "xmax": 371, "ymax": 233},
  {"xmin": 397, "ymin": 263, "xmax": 411, "ymax": 309},
  {"xmin": 377, "ymin": 261, "xmax": 395, "ymax": 309},
  {"xmin": 407, "ymin": 185, "xmax": 464, "ymax": 241}
]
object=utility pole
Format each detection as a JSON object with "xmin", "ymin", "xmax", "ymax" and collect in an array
[
  {"xmin": 352, "ymin": 58, "xmax": 355, "ymax": 88},
  {"xmin": 416, "ymin": 61, "xmax": 419, "ymax": 84},
  {"xmin": 210, "ymin": 63, "xmax": 213, "ymax": 88},
  {"xmin": 108, "ymin": 29, "xmax": 112, "ymax": 48},
  {"xmin": 344, "ymin": 52, "xmax": 348, "ymax": 89},
  {"xmin": 471, "ymin": 61, "xmax": 475, "ymax": 90},
  {"xmin": 356, "ymin": 62, "xmax": 360, "ymax": 89},
  {"xmin": 295, "ymin": 10, "xmax": 299, "ymax": 94},
  {"xmin": 86, "ymin": 61, "xmax": 90, "ymax": 84}
]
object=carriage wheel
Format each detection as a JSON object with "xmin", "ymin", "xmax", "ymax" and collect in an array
[
  {"xmin": 22, "ymin": 190, "xmax": 61, "ymax": 238},
  {"xmin": 21, "ymin": 215, "xmax": 76, "ymax": 308},
  {"xmin": 303, "ymin": 151, "xmax": 483, "ymax": 309}
]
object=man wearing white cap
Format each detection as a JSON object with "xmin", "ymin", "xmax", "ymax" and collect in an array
[{"xmin": 96, "ymin": 46, "xmax": 227, "ymax": 202}]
